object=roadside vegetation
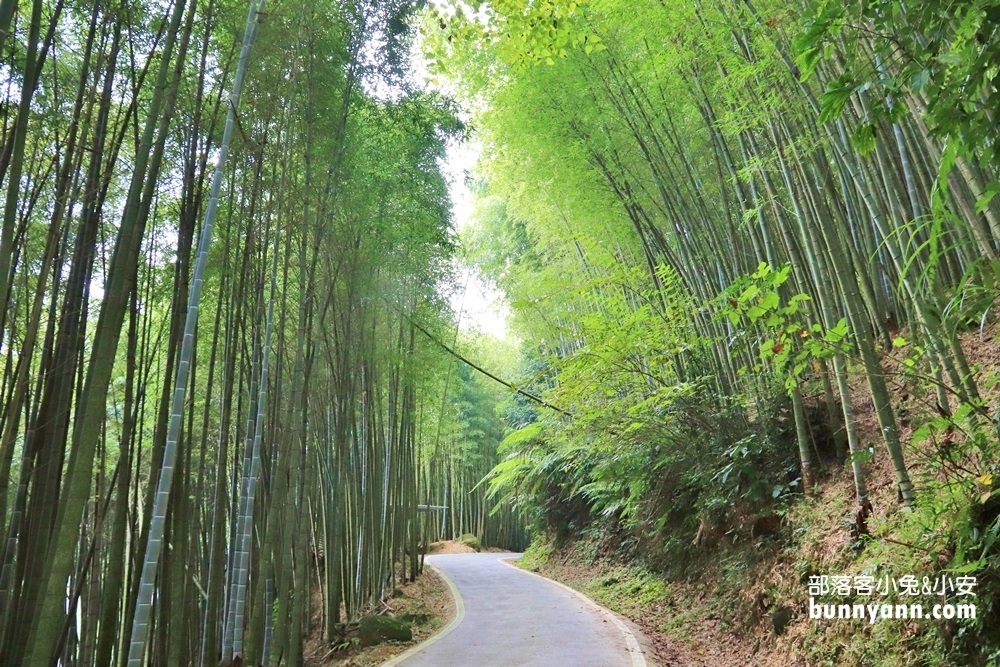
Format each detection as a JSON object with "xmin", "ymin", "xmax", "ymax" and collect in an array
[
  {"xmin": 306, "ymin": 562, "xmax": 453, "ymax": 667},
  {"xmin": 425, "ymin": 0, "xmax": 1000, "ymax": 665}
]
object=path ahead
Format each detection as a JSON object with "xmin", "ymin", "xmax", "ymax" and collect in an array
[{"xmin": 388, "ymin": 552, "xmax": 649, "ymax": 667}]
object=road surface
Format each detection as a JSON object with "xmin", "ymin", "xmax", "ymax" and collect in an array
[{"xmin": 387, "ymin": 552, "xmax": 649, "ymax": 667}]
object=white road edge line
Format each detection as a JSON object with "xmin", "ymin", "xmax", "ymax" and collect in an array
[
  {"xmin": 382, "ymin": 561, "xmax": 465, "ymax": 666},
  {"xmin": 499, "ymin": 557, "xmax": 649, "ymax": 667}
]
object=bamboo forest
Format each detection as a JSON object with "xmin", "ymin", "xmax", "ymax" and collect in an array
[{"xmin": 1, "ymin": 0, "xmax": 1000, "ymax": 664}]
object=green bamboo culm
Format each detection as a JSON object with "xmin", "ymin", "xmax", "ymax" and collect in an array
[
  {"xmin": 20, "ymin": 1, "xmax": 194, "ymax": 662},
  {"xmin": 126, "ymin": 1, "xmax": 265, "ymax": 663},
  {"xmin": 0, "ymin": 0, "xmax": 41, "ymax": 336},
  {"xmin": 221, "ymin": 224, "xmax": 279, "ymax": 664}
]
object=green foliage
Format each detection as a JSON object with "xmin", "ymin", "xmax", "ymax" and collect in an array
[
  {"xmin": 718, "ymin": 262, "xmax": 849, "ymax": 392},
  {"xmin": 487, "ymin": 330, "xmax": 800, "ymax": 570},
  {"xmin": 419, "ymin": 334, "xmax": 527, "ymax": 551},
  {"xmin": 486, "ymin": 420, "xmax": 593, "ymax": 539},
  {"xmin": 458, "ymin": 533, "xmax": 482, "ymax": 551},
  {"xmin": 798, "ymin": 0, "xmax": 1000, "ymax": 170},
  {"xmin": 358, "ymin": 615, "xmax": 412, "ymax": 646},
  {"xmin": 425, "ymin": 0, "xmax": 605, "ymax": 74},
  {"xmin": 517, "ymin": 536, "xmax": 555, "ymax": 571},
  {"xmin": 585, "ymin": 565, "xmax": 672, "ymax": 618}
]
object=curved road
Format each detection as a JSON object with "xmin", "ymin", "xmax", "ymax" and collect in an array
[{"xmin": 387, "ymin": 552, "xmax": 649, "ymax": 667}]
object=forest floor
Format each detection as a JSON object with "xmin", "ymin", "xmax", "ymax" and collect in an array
[{"xmin": 305, "ymin": 544, "xmax": 462, "ymax": 667}]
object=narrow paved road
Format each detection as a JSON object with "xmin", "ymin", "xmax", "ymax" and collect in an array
[{"xmin": 388, "ymin": 552, "xmax": 648, "ymax": 667}]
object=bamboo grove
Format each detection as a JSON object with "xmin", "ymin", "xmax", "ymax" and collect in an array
[
  {"xmin": 430, "ymin": 0, "xmax": 1000, "ymax": 571},
  {"xmin": 0, "ymin": 0, "xmax": 525, "ymax": 665}
]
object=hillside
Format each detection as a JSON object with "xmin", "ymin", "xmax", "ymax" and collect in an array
[
  {"xmin": 427, "ymin": 1, "xmax": 1000, "ymax": 665},
  {"xmin": 505, "ymin": 319, "xmax": 1000, "ymax": 666}
]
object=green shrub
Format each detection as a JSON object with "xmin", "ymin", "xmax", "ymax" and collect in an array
[
  {"xmin": 358, "ymin": 615, "xmax": 411, "ymax": 647},
  {"xmin": 459, "ymin": 533, "xmax": 482, "ymax": 552}
]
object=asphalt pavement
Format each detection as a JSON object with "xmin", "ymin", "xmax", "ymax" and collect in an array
[{"xmin": 386, "ymin": 552, "xmax": 649, "ymax": 667}]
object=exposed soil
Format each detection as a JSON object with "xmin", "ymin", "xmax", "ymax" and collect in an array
[
  {"xmin": 427, "ymin": 540, "xmax": 477, "ymax": 554},
  {"xmin": 303, "ymin": 564, "xmax": 454, "ymax": 667},
  {"xmin": 427, "ymin": 539, "xmax": 512, "ymax": 555}
]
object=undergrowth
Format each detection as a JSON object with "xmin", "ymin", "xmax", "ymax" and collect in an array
[
  {"xmin": 498, "ymin": 305, "xmax": 1000, "ymax": 665},
  {"xmin": 520, "ymin": 450, "xmax": 1000, "ymax": 667}
]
